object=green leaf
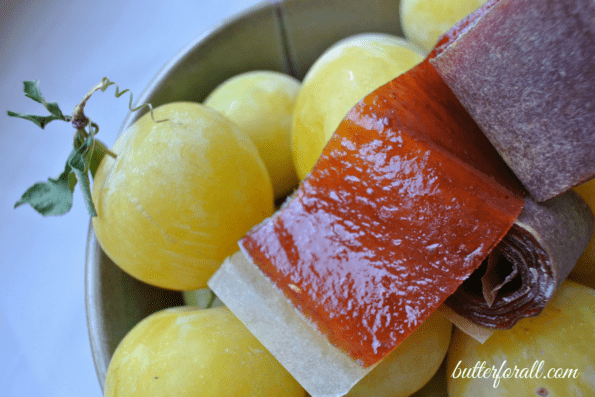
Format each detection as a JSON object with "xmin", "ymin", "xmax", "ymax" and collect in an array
[
  {"xmin": 7, "ymin": 110, "xmax": 63, "ymax": 129},
  {"xmin": 8, "ymin": 80, "xmax": 68, "ymax": 128},
  {"xmin": 22, "ymin": 80, "xmax": 64, "ymax": 117},
  {"xmin": 89, "ymin": 141, "xmax": 108, "ymax": 179},
  {"xmin": 15, "ymin": 165, "xmax": 75, "ymax": 216},
  {"xmin": 68, "ymin": 171, "xmax": 77, "ymax": 192},
  {"xmin": 67, "ymin": 142, "xmax": 98, "ymax": 217},
  {"xmin": 45, "ymin": 101, "xmax": 66, "ymax": 119},
  {"xmin": 9, "ymin": 80, "xmax": 67, "ymax": 127},
  {"xmin": 23, "ymin": 80, "xmax": 45, "ymax": 103}
]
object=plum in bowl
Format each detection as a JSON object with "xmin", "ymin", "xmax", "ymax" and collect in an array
[{"xmin": 85, "ymin": 0, "xmax": 450, "ymax": 395}]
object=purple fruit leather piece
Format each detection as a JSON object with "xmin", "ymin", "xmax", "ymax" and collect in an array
[
  {"xmin": 431, "ymin": 0, "xmax": 595, "ymax": 202},
  {"xmin": 445, "ymin": 191, "xmax": 594, "ymax": 329}
]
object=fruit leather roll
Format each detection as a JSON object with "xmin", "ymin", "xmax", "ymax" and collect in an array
[
  {"xmin": 238, "ymin": 53, "xmax": 526, "ymax": 370},
  {"xmin": 445, "ymin": 191, "xmax": 594, "ymax": 330},
  {"xmin": 209, "ymin": 53, "xmax": 527, "ymax": 396},
  {"xmin": 209, "ymin": 2, "xmax": 594, "ymax": 395},
  {"xmin": 430, "ymin": 0, "xmax": 595, "ymax": 202}
]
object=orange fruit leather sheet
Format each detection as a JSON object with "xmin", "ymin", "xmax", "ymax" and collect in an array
[{"xmin": 240, "ymin": 0, "xmax": 525, "ymax": 368}]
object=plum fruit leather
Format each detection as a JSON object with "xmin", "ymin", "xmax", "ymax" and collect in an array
[
  {"xmin": 446, "ymin": 192, "xmax": 593, "ymax": 330},
  {"xmin": 431, "ymin": 0, "xmax": 595, "ymax": 201},
  {"xmin": 239, "ymin": 0, "xmax": 594, "ymax": 369},
  {"xmin": 240, "ymin": 53, "xmax": 525, "ymax": 367},
  {"xmin": 430, "ymin": 0, "xmax": 595, "ymax": 329}
]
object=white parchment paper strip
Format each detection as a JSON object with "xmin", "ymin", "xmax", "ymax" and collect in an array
[
  {"xmin": 437, "ymin": 304, "xmax": 493, "ymax": 344},
  {"xmin": 208, "ymin": 251, "xmax": 372, "ymax": 397}
]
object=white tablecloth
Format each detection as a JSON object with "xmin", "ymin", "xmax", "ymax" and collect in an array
[{"xmin": 0, "ymin": 1, "xmax": 261, "ymax": 395}]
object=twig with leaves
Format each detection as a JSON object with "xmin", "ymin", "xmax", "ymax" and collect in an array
[{"xmin": 8, "ymin": 78, "xmax": 162, "ymax": 217}]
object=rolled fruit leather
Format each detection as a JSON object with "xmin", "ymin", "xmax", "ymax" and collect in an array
[
  {"xmin": 430, "ymin": 0, "xmax": 595, "ymax": 202},
  {"xmin": 445, "ymin": 191, "xmax": 594, "ymax": 331},
  {"xmin": 240, "ymin": 51, "xmax": 529, "ymax": 357},
  {"xmin": 211, "ymin": 23, "xmax": 525, "ymax": 397},
  {"xmin": 209, "ymin": 1, "xmax": 593, "ymax": 395},
  {"xmin": 429, "ymin": 0, "xmax": 595, "ymax": 338}
]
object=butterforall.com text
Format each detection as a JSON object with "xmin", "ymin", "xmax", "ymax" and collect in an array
[{"xmin": 451, "ymin": 360, "xmax": 580, "ymax": 388}]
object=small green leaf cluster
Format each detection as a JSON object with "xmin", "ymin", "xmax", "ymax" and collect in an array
[
  {"xmin": 8, "ymin": 78, "xmax": 161, "ymax": 217},
  {"xmin": 9, "ymin": 80, "xmax": 112, "ymax": 216},
  {"xmin": 8, "ymin": 80, "xmax": 71, "ymax": 128}
]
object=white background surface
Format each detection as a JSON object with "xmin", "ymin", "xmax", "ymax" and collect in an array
[{"xmin": 0, "ymin": 0, "xmax": 261, "ymax": 395}]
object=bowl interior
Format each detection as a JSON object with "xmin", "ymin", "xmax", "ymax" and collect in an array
[{"xmin": 85, "ymin": 0, "xmax": 448, "ymax": 393}]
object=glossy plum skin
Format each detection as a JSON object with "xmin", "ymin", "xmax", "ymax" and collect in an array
[
  {"xmin": 92, "ymin": 102, "xmax": 274, "ymax": 291},
  {"xmin": 400, "ymin": 0, "xmax": 488, "ymax": 53},
  {"xmin": 346, "ymin": 311, "xmax": 452, "ymax": 397},
  {"xmin": 103, "ymin": 306, "xmax": 306, "ymax": 397},
  {"xmin": 290, "ymin": 33, "xmax": 425, "ymax": 180},
  {"xmin": 204, "ymin": 71, "xmax": 301, "ymax": 199}
]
